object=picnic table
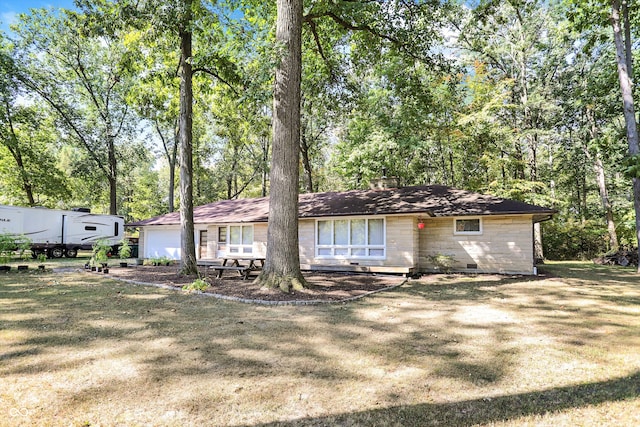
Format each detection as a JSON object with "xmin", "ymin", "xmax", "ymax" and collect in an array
[{"xmin": 211, "ymin": 256, "xmax": 265, "ymax": 279}]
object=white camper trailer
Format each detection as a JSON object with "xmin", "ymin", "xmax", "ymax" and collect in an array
[{"xmin": 0, "ymin": 205, "xmax": 124, "ymax": 258}]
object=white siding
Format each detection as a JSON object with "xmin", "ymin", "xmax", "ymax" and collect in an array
[
  {"xmin": 143, "ymin": 226, "xmax": 181, "ymax": 259},
  {"xmin": 143, "ymin": 225, "xmax": 209, "ymax": 260}
]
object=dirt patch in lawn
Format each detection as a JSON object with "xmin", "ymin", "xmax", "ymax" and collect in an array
[{"xmin": 100, "ymin": 264, "xmax": 406, "ymax": 303}]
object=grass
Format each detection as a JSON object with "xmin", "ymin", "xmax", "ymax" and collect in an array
[{"xmin": 0, "ymin": 261, "xmax": 639, "ymax": 426}]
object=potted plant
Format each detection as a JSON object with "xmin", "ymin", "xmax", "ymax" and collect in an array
[
  {"xmin": 16, "ymin": 235, "xmax": 31, "ymax": 271},
  {"xmin": 37, "ymin": 252, "xmax": 47, "ymax": 270},
  {"xmin": 0, "ymin": 234, "xmax": 15, "ymax": 271},
  {"xmin": 92, "ymin": 238, "xmax": 111, "ymax": 271},
  {"xmin": 118, "ymin": 238, "xmax": 132, "ymax": 267}
]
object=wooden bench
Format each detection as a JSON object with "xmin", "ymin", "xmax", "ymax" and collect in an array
[{"xmin": 211, "ymin": 265, "xmax": 252, "ymax": 279}]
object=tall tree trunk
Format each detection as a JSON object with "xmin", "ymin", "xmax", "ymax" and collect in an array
[
  {"xmin": 108, "ymin": 136, "xmax": 117, "ymax": 215},
  {"xmin": 585, "ymin": 106, "xmax": 619, "ymax": 251},
  {"xmin": 611, "ymin": 0, "xmax": 640, "ymax": 272},
  {"xmin": 155, "ymin": 120, "xmax": 178, "ymax": 213},
  {"xmin": 178, "ymin": 0, "xmax": 197, "ymax": 275},
  {"xmin": 594, "ymin": 154, "xmax": 619, "ymax": 251},
  {"xmin": 11, "ymin": 148, "xmax": 35, "ymax": 206},
  {"xmin": 169, "ymin": 133, "xmax": 177, "ymax": 213},
  {"xmin": 3, "ymin": 104, "xmax": 35, "ymax": 206},
  {"xmin": 261, "ymin": 135, "xmax": 269, "ymax": 197},
  {"xmin": 300, "ymin": 127, "xmax": 314, "ymax": 193},
  {"xmin": 255, "ymin": 0, "xmax": 307, "ymax": 292},
  {"xmin": 622, "ymin": 0, "xmax": 633, "ymax": 76},
  {"xmin": 534, "ymin": 222, "xmax": 543, "ymax": 263}
]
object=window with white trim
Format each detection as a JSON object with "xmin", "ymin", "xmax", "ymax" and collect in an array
[
  {"xmin": 228, "ymin": 225, "xmax": 253, "ymax": 254},
  {"xmin": 316, "ymin": 218, "xmax": 385, "ymax": 259},
  {"xmin": 454, "ymin": 217, "xmax": 482, "ymax": 235}
]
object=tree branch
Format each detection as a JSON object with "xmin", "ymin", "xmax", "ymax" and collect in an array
[
  {"xmin": 306, "ymin": 19, "xmax": 337, "ymax": 81},
  {"xmin": 303, "ymin": 11, "xmax": 427, "ymax": 62},
  {"xmin": 192, "ymin": 67, "xmax": 238, "ymax": 95}
]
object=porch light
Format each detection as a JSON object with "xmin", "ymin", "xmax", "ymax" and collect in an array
[{"xmin": 417, "ymin": 221, "xmax": 425, "ymax": 230}]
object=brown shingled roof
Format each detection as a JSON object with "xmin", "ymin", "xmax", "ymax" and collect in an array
[{"xmin": 127, "ymin": 185, "xmax": 555, "ymax": 227}]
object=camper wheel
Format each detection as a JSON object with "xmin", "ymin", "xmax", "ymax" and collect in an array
[
  {"xmin": 65, "ymin": 248, "xmax": 78, "ymax": 258},
  {"xmin": 50, "ymin": 247, "xmax": 64, "ymax": 258}
]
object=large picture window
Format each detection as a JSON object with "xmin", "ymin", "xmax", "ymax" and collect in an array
[
  {"xmin": 316, "ymin": 218, "xmax": 385, "ymax": 259},
  {"xmin": 228, "ymin": 225, "xmax": 253, "ymax": 254}
]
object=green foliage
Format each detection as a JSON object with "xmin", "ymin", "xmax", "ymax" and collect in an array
[
  {"xmin": 0, "ymin": 234, "xmax": 16, "ymax": 265},
  {"xmin": 118, "ymin": 239, "xmax": 132, "ymax": 259},
  {"xmin": 182, "ymin": 278, "xmax": 209, "ymax": 292},
  {"xmin": 145, "ymin": 256, "xmax": 173, "ymax": 266},
  {"xmin": 0, "ymin": 35, "xmax": 71, "ymax": 206},
  {"xmin": 622, "ymin": 154, "xmax": 640, "ymax": 179},
  {"xmin": 92, "ymin": 238, "xmax": 112, "ymax": 265},
  {"xmin": 426, "ymin": 254, "xmax": 457, "ymax": 273},
  {"xmin": 13, "ymin": 7, "xmax": 139, "ymax": 214},
  {"xmin": 16, "ymin": 236, "xmax": 32, "ymax": 261},
  {"xmin": 543, "ymin": 219, "xmax": 608, "ymax": 261}
]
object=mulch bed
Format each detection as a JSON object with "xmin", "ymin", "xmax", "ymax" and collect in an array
[{"xmin": 101, "ymin": 264, "xmax": 407, "ymax": 304}]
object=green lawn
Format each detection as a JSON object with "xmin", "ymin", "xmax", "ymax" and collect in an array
[{"xmin": 1, "ymin": 261, "xmax": 639, "ymax": 426}]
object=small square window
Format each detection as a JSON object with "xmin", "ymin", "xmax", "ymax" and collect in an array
[{"xmin": 454, "ymin": 218, "xmax": 482, "ymax": 235}]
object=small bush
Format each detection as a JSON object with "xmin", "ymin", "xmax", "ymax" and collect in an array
[
  {"xmin": 0, "ymin": 234, "xmax": 15, "ymax": 265},
  {"xmin": 159, "ymin": 256, "xmax": 173, "ymax": 266},
  {"xmin": 92, "ymin": 238, "xmax": 112, "ymax": 265},
  {"xmin": 182, "ymin": 278, "xmax": 209, "ymax": 292},
  {"xmin": 16, "ymin": 235, "xmax": 32, "ymax": 262},
  {"xmin": 426, "ymin": 254, "xmax": 457, "ymax": 273},
  {"xmin": 146, "ymin": 256, "xmax": 174, "ymax": 266},
  {"xmin": 119, "ymin": 239, "xmax": 132, "ymax": 259}
]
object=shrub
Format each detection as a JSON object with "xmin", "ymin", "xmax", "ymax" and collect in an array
[
  {"xmin": 0, "ymin": 234, "xmax": 16, "ymax": 265},
  {"xmin": 426, "ymin": 254, "xmax": 457, "ymax": 273},
  {"xmin": 182, "ymin": 278, "xmax": 209, "ymax": 292},
  {"xmin": 119, "ymin": 239, "xmax": 132, "ymax": 259},
  {"xmin": 543, "ymin": 219, "xmax": 607, "ymax": 260},
  {"xmin": 16, "ymin": 235, "xmax": 32, "ymax": 262},
  {"xmin": 92, "ymin": 238, "xmax": 112, "ymax": 265}
]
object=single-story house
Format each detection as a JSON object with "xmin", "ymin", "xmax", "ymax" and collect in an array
[{"xmin": 127, "ymin": 184, "xmax": 555, "ymax": 275}]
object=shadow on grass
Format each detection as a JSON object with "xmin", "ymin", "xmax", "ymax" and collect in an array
[
  {"xmin": 1, "ymin": 265, "xmax": 639, "ymax": 425},
  {"xmin": 245, "ymin": 371, "xmax": 640, "ymax": 427},
  {"xmin": 540, "ymin": 262, "xmax": 639, "ymax": 283}
]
